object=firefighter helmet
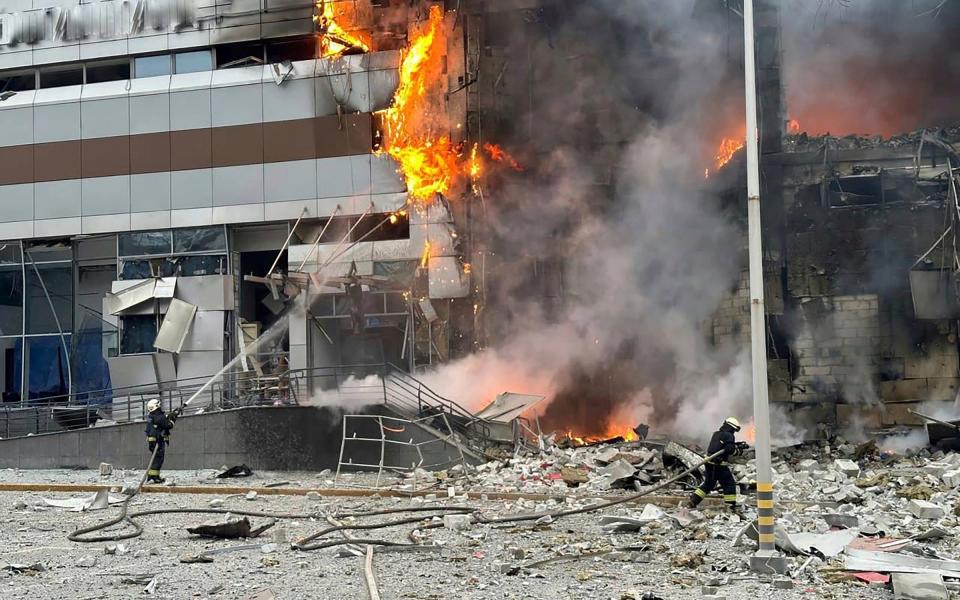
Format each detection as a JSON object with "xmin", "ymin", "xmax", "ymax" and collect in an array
[
  {"xmin": 147, "ymin": 399, "xmax": 161, "ymax": 413},
  {"xmin": 723, "ymin": 417, "xmax": 741, "ymax": 432}
]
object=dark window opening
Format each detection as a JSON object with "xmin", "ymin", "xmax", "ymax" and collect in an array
[
  {"xmin": 352, "ymin": 213, "xmax": 410, "ymax": 242},
  {"xmin": 266, "ymin": 37, "xmax": 317, "ymax": 63},
  {"xmin": 85, "ymin": 61, "xmax": 130, "ymax": 84},
  {"xmin": 216, "ymin": 41, "xmax": 265, "ymax": 68},
  {"xmin": 829, "ymin": 174, "xmax": 882, "ymax": 207},
  {"xmin": 39, "ymin": 67, "xmax": 83, "ymax": 88},
  {"xmin": 0, "ymin": 72, "xmax": 34, "ymax": 92},
  {"xmin": 120, "ymin": 315, "xmax": 158, "ymax": 355}
]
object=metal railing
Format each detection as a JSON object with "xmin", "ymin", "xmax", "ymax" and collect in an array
[{"xmin": 0, "ymin": 362, "xmax": 498, "ymax": 450}]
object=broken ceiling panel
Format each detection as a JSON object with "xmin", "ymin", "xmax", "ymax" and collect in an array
[
  {"xmin": 428, "ymin": 256, "xmax": 469, "ymax": 298},
  {"xmin": 104, "ymin": 279, "xmax": 156, "ymax": 315},
  {"xmin": 910, "ymin": 269, "xmax": 959, "ymax": 319},
  {"xmin": 154, "ymin": 298, "xmax": 198, "ymax": 353},
  {"xmin": 154, "ymin": 277, "xmax": 177, "ymax": 299},
  {"xmin": 474, "ymin": 392, "xmax": 546, "ymax": 424}
]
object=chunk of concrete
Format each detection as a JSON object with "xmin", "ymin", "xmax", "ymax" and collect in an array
[
  {"xmin": 908, "ymin": 499, "xmax": 946, "ymax": 520},
  {"xmin": 941, "ymin": 469, "xmax": 960, "ymax": 488},
  {"xmin": 442, "ymin": 514, "xmax": 472, "ymax": 532},
  {"xmin": 892, "ymin": 572, "xmax": 948, "ymax": 600},
  {"xmin": 798, "ymin": 459, "xmax": 819, "ymax": 472},
  {"xmin": 834, "ymin": 459, "xmax": 860, "ymax": 478},
  {"xmin": 923, "ymin": 463, "xmax": 951, "ymax": 478},
  {"xmin": 99, "ymin": 463, "xmax": 113, "ymax": 476}
]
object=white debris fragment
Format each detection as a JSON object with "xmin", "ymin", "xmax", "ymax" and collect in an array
[
  {"xmin": 245, "ymin": 491, "xmax": 258, "ymax": 501},
  {"xmin": 834, "ymin": 459, "xmax": 860, "ymax": 478},
  {"xmin": 908, "ymin": 500, "xmax": 946, "ymax": 520},
  {"xmin": 442, "ymin": 514, "xmax": 472, "ymax": 531}
]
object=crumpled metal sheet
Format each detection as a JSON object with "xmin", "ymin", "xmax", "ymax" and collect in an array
[
  {"xmin": 844, "ymin": 548, "xmax": 960, "ymax": 578},
  {"xmin": 599, "ymin": 504, "xmax": 667, "ymax": 532},
  {"xmin": 153, "ymin": 298, "xmax": 197, "ymax": 353},
  {"xmin": 42, "ymin": 489, "xmax": 126, "ymax": 512}
]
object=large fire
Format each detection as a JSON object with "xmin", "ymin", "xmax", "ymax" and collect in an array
[
  {"xmin": 315, "ymin": 0, "xmax": 371, "ymax": 58},
  {"xmin": 713, "ymin": 137, "xmax": 745, "ymax": 171},
  {"xmin": 376, "ymin": 6, "xmax": 521, "ymax": 204}
]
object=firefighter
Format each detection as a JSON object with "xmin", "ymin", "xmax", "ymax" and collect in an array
[
  {"xmin": 688, "ymin": 417, "xmax": 749, "ymax": 510},
  {"xmin": 145, "ymin": 400, "xmax": 182, "ymax": 484}
]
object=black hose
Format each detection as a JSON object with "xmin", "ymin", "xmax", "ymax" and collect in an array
[{"xmin": 293, "ymin": 510, "xmax": 473, "ymax": 551}]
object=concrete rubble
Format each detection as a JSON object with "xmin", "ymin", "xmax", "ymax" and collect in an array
[{"xmin": 4, "ymin": 434, "xmax": 960, "ymax": 598}]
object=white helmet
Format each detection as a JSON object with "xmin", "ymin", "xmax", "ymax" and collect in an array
[
  {"xmin": 147, "ymin": 399, "xmax": 161, "ymax": 413},
  {"xmin": 724, "ymin": 417, "xmax": 741, "ymax": 432}
]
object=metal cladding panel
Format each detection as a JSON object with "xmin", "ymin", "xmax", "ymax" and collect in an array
[
  {"xmin": 0, "ymin": 182, "xmax": 34, "ymax": 222},
  {"xmin": 106, "ymin": 354, "xmax": 159, "ymax": 393},
  {"xmin": 81, "ymin": 174, "xmax": 130, "ymax": 215},
  {"xmin": 130, "ymin": 172, "xmax": 172, "ymax": 212},
  {"xmin": 181, "ymin": 309, "xmax": 224, "ymax": 351},
  {"xmin": 169, "ymin": 88, "xmax": 213, "ymax": 131},
  {"xmin": 34, "ymin": 179, "xmax": 81, "ymax": 218},
  {"xmin": 171, "ymin": 168, "xmax": 213, "ymax": 209},
  {"xmin": 263, "ymin": 159, "xmax": 316, "ymax": 203},
  {"xmin": 34, "ymin": 101, "xmax": 81, "ymax": 143},
  {"xmin": 130, "ymin": 94, "xmax": 171, "ymax": 135},
  {"xmin": 154, "ymin": 297, "xmax": 197, "ymax": 353},
  {"xmin": 80, "ymin": 98, "xmax": 130, "ymax": 139},
  {"xmin": 212, "ymin": 164, "xmax": 264, "ymax": 206},
  {"xmin": 175, "ymin": 275, "xmax": 234, "ymax": 311},
  {"xmin": 0, "ymin": 106, "xmax": 34, "ymax": 148},
  {"xmin": 428, "ymin": 256, "xmax": 469, "ymax": 299},
  {"xmin": 174, "ymin": 349, "xmax": 223, "ymax": 385},
  {"xmin": 210, "ymin": 84, "xmax": 263, "ymax": 127},
  {"xmin": 315, "ymin": 155, "xmax": 358, "ymax": 198},
  {"xmin": 262, "ymin": 77, "xmax": 315, "ymax": 122}
]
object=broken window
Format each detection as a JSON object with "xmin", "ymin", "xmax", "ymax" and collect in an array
[
  {"xmin": 120, "ymin": 314, "xmax": 158, "ymax": 355},
  {"xmin": 24, "ymin": 335, "xmax": 69, "ymax": 402},
  {"xmin": 829, "ymin": 174, "xmax": 883, "ymax": 207},
  {"xmin": 216, "ymin": 41, "xmax": 265, "ymax": 68},
  {"xmin": 266, "ymin": 36, "xmax": 317, "ymax": 63},
  {"xmin": 25, "ymin": 264, "xmax": 72, "ymax": 335},
  {"xmin": 0, "ymin": 70, "xmax": 35, "ymax": 92},
  {"xmin": 119, "ymin": 231, "xmax": 172, "ymax": 257},
  {"xmin": 85, "ymin": 60, "xmax": 130, "ymax": 84},
  {"xmin": 173, "ymin": 226, "xmax": 226, "ymax": 254},
  {"xmin": 180, "ymin": 255, "xmax": 226, "ymax": 276},
  {"xmin": 352, "ymin": 213, "xmax": 410, "ymax": 242}
]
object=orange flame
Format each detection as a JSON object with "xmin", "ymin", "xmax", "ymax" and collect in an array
[
  {"xmin": 741, "ymin": 420, "xmax": 756, "ymax": 445},
  {"xmin": 483, "ymin": 143, "xmax": 523, "ymax": 172},
  {"xmin": 419, "ymin": 240, "xmax": 431, "ymax": 269},
  {"xmin": 714, "ymin": 137, "xmax": 744, "ymax": 171},
  {"xmin": 377, "ymin": 6, "xmax": 522, "ymax": 205},
  {"xmin": 787, "ymin": 119, "xmax": 801, "ymax": 134},
  {"xmin": 314, "ymin": 0, "xmax": 371, "ymax": 58}
]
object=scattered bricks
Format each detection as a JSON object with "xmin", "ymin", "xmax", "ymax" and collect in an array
[
  {"xmin": 98, "ymin": 463, "xmax": 113, "ymax": 476},
  {"xmin": 773, "ymin": 579, "xmax": 794, "ymax": 590},
  {"xmin": 942, "ymin": 470, "xmax": 960, "ymax": 488},
  {"xmin": 834, "ymin": 459, "xmax": 861, "ymax": 478},
  {"xmin": 798, "ymin": 459, "xmax": 820, "ymax": 472},
  {"xmin": 908, "ymin": 499, "xmax": 946, "ymax": 520}
]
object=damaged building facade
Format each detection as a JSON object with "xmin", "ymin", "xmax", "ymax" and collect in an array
[
  {"xmin": 0, "ymin": 0, "xmax": 478, "ymax": 418},
  {"xmin": 709, "ymin": 0, "xmax": 960, "ymax": 435}
]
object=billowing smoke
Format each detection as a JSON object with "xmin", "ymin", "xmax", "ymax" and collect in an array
[
  {"xmin": 782, "ymin": 0, "xmax": 960, "ymax": 136},
  {"xmin": 419, "ymin": 0, "xmax": 758, "ymax": 444}
]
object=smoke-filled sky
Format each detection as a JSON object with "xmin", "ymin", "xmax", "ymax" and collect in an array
[{"xmin": 782, "ymin": 0, "xmax": 960, "ymax": 136}]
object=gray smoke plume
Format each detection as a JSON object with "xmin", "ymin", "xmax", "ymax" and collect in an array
[{"xmin": 419, "ymin": 0, "xmax": 757, "ymax": 444}]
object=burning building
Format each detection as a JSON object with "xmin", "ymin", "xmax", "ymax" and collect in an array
[{"xmin": 1, "ymin": 0, "xmax": 959, "ymax": 468}]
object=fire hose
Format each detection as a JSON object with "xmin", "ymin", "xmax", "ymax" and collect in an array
[{"xmin": 70, "ymin": 448, "xmax": 724, "ymax": 548}]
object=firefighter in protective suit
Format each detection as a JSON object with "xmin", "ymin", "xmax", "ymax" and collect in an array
[
  {"xmin": 145, "ymin": 400, "xmax": 181, "ymax": 483},
  {"xmin": 688, "ymin": 417, "xmax": 749, "ymax": 510}
]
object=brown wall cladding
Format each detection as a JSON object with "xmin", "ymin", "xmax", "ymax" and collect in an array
[{"xmin": 0, "ymin": 114, "xmax": 373, "ymax": 185}]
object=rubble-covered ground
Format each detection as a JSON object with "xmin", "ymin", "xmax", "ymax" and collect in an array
[{"xmin": 3, "ymin": 437, "xmax": 959, "ymax": 599}]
